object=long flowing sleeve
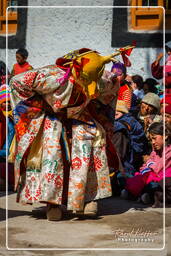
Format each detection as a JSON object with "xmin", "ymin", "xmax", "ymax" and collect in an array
[{"xmin": 9, "ymin": 65, "xmax": 74, "ymax": 113}]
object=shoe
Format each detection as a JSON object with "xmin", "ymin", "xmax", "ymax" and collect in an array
[
  {"xmin": 84, "ymin": 201, "xmax": 98, "ymax": 216},
  {"xmin": 141, "ymin": 193, "xmax": 151, "ymax": 204},
  {"xmin": 120, "ymin": 189, "xmax": 129, "ymax": 199},
  {"xmin": 46, "ymin": 204, "xmax": 62, "ymax": 221}
]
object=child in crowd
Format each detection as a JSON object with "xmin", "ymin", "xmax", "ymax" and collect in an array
[
  {"xmin": 11, "ymin": 48, "xmax": 33, "ymax": 77},
  {"xmin": 143, "ymin": 78, "xmax": 158, "ymax": 95},
  {"xmin": 121, "ymin": 122, "xmax": 171, "ymax": 206},
  {"xmin": 111, "ymin": 62, "xmax": 133, "ymax": 110},
  {"xmin": 131, "ymin": 75, "xmax": 144, "ymax": 100}
]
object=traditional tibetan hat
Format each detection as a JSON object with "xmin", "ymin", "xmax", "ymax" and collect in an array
[{"xmin": 56, "ymin": 48, "xmax": 123, "ymax": 99}]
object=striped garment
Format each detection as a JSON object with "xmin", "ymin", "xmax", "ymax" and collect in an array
[
  {"xmin": 117, "ymin": 83, "xmax": 133, "ymax": 110},
  {"xmin": 0, "ymin": 84, "xmax": 10, "ymax": 104}
]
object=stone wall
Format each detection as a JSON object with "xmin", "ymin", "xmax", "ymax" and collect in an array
[{"xmin": 0, "ymin": 0, "xmax": 163, "ymax": 79}]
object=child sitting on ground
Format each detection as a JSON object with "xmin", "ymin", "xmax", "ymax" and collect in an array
[
  {"xmin": 11, "ymin": 48, "xmax": 33, "ymax": 77},
  {"xmin": 120, "ymin": 122, "xmax": 171, "ymax": 206}
]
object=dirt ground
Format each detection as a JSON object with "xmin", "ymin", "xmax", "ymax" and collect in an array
[{"xmin": 0, "ymin": 191, "xmax": 171, "ymax": 256}]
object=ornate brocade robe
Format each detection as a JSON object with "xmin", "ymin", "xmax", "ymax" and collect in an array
[{"xmin": 10, "ymin": 64, "xmax": 112, "ymax": 211}]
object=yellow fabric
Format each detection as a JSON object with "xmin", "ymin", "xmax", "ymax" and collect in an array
[
  {"xmin": 26, "ymin": 122, "xmax": 43, "ymax": 170},
  {"xmin": 71, "ymin": 52, "xmax": 114, "ymax": 99},
  {"xmin": 8, "ymin": 135, "xmax": 16, "ymax": 163},
  {"xmin": 93, "ymin": 119, "xmax": 106, "ymax": 147}
]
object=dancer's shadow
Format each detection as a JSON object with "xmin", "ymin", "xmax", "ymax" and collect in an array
[
  {"xmin": 0, "ymin": 191, "xmax": 15, "ymax": 197},
  {"xmin": 98, "ymin": 196, "xmax": 150, "ymax": 216},
  {"xmin": 0, "ymin": 196, "xmax": 150, "ymax": 223},
  {"xmin": 0, "ymin": 208, "xmax": 32, "ymax": 222}
]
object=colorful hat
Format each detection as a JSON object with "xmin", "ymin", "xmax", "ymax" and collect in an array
[
  {"xmin": 116, "ymin": 100, "xmax": 129, "ymax": 113},
  {"xmin": 165, "ymin": 104, "xmax": 171, "ymax": 115},
  {"xmin": 142, "ymin": 92, "xmax": 160, "ymax": 110},
  {"xmin": 0, "ymin": 84, "xmax": 10, "ymax": 105},
  {"xmin": 56, "ymin": 48, "xmax": 119, "ymax": 99},
  {"xmin": 111, "ymin": 62, "xmax": 127, "ymax": 75}
]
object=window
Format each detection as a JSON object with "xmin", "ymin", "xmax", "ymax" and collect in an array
[
  {"xmin": 112, "ymin": 0, "xmax": 170, "ymax": 48},
  {"xmin": 0, "ymin": 0, "xmax": 18, "ymax": 35},
  {"xmin": 165, "ymin": 0, "xmax": 171, "ymax": 30},
  {"xmin": 130, "ymin": 0, "xmax": 171, "ymax": 31}
]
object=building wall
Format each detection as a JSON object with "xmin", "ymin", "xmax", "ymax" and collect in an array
[{"xmin": 0, "ymin": 0, "xmax": 162, "ymax": 79}]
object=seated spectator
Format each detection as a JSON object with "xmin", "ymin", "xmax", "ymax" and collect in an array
[
  {"xmin": 11, "ymin": 48, "xmax": 33, "ymax": 77},
  {"xmin": 152, "ymin": 123, "xmax": 171, "ymax": 208},
  {"xmin": 131, "ymin": 75, "xmax": 144, "ymax": 100},
  {"xmin": 111, "ymin": 62, "xmax": 133, "ymax": 110},
  {"xmin": 143, "ymin": 78, "xmax": 159, "ymax": 95},
  {"xmin": 122, "ymin": 122, "xmax": 171, "ymax": 206},
  {"xmin": 113, "ymin": 100, "xmax": 148, "ymax": 178},
  {"xmin": 138, "ymin": 92, "xmax": 162, "ymax": 133}
]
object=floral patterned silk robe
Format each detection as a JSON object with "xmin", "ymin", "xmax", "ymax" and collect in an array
[{"xmin": 9, "ymin": 64, "xmax": 112, "ymax": 211}]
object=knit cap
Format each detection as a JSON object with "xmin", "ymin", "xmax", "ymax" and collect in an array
[
  {"xmin": 0, "ymin": 84, "xmax": 10, "ymax": 105},
  {"xmin": 142, "ymin": 92, "xmax": 160, "ymax": 110},
  {"xmin": 116, "ymin": 100, "xmax": 128, "ymax": 113}
]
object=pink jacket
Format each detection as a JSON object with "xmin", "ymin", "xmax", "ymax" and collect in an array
[
  {"xmin": 139, "ymin": 144, "xmax": 171, "ymax": 175},
  {"xmin": 126, "ymin": 145, "xmax": 171, "ymax": 196}
]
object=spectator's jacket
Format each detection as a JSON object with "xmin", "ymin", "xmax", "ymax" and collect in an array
[
  {"xmin": 139, "ymin": 144, "xmax": 171, "ymax": 175},
  {"xmin": 113, "ymin": 113, "xmax": 147, "ymax": 173},
  {"xmin": 126, "ymin": 145, "xmax": 171, "ymax": 197}
]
